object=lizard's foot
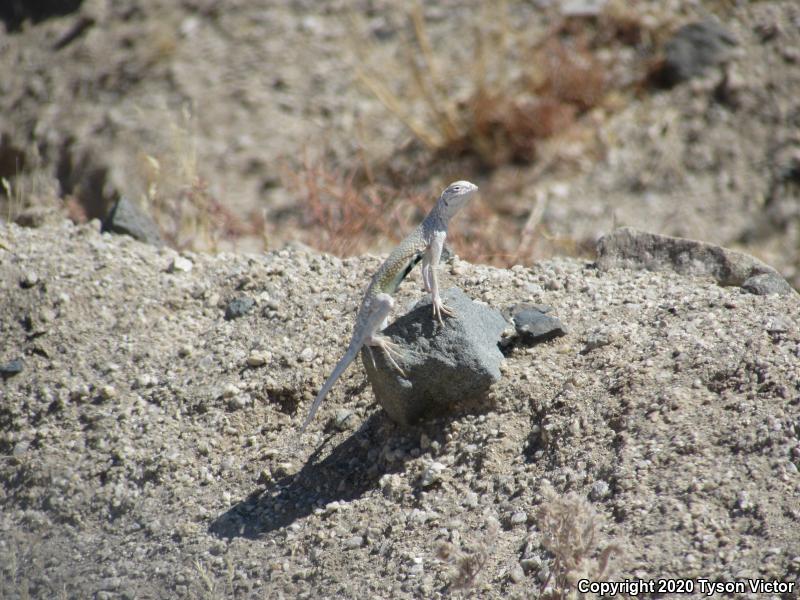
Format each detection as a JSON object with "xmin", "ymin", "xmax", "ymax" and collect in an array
[
  {"xmin": 432, "ymin": 297, "xmax": 455, "ymax": 325},
  {"xmin": 373, "ymin": 336, "xmax": 407, "ymax": 377}
]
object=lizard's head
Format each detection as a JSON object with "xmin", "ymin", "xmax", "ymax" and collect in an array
[{"xmin": 437, "ymin": 180, "xmax": 478, "ymax": 219}]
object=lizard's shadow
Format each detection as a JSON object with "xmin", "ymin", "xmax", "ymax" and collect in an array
[{"xmin": 209, "ymin": 413, "xmax": 434, "ymax": 539}]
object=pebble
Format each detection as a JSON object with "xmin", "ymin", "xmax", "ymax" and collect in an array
[
  {"xmin": 582, "ymin": 329, "xmax": 612, "ymax": 352},
  {"xmin": 742, "ymin": 273, "xmax": 795, "ymax": 296},
  {"xmin": 227, "ymin": 394, "xmax": 251, "ymax": 410},
  {"xmin": 590, "ymin": 480, "xmax": 611, "ymax": 500},
  {"xmin": 0, "ymin": 359, "xmax": 24, "ymax": 379},
  {"xmin": 168, "ymin": 256, "xmax": 193, "ymax": 273},
  {"xmin": 510, "ymin": 511, "xmax": 528, "ymax": 526},
  {"xmin": 225, "ymin": 296, "xmax": 255, "ymax": 320},
  {"xmin": 20, "ymin": 271, "xmax": 39, "ymax": 288},
  {"xmin": 344, "ymin": 536, "xmax": 363, "ymax": 549},
  {"xmin": 509, "ymin": 564, "xmax": 526, "ymax": 583},
  {"xmin": 222, "ymin": 384, "xmax": 240, "ymax": 398},
  {"xmin": 334, "ymin": 408, "xmax": 355, "ymax": 430},
  {"xmin": 246, "ymin": 351, "xmax": 270, "ymax": 367},
  {"xmin": 419, "ymin": 462, "xmax": 446, "ymax": 487},
  {"xmin": 511, "ymin": 306, "xmax": 567, "ymax": 345},
  {"xmin": 463, "ymin": 492, "xmax": 479, "ymax": 508}
]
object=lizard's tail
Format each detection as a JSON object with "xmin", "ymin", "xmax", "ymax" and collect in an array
[{"xmin": 299, "ymin": 343, "xmax": 360, "ymax": 433}]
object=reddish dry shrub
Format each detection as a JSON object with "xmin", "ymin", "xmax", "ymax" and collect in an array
[
  {"xmin": 438, "ymin": 33, "xmax": 608, "ymax": 169},
  {"xmin": 281, "ymin": 156, "xmax": 430, "ymax": 257}
]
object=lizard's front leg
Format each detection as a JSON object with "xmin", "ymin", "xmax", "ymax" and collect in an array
[{"xmin": 427, "ymin": 230, "xmax": 455, "ymax": 324}]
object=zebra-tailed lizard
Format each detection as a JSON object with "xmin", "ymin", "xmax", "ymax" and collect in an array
[{"xmin": 299, "ymin": 180, "xmax": 478, "ymax": 432}]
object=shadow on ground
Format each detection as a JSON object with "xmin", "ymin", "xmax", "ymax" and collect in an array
[{"xmin": 209, "ymin": 414, "xmax": 411, "ymax": 538}]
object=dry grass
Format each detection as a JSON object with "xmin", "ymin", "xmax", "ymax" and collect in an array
[
  {"xmin": 0, "ymin": 143, "xmax": 61, "ymax": 225},
  {"xmin": 283, "ymin": 150, "xmax": 595, "ymax": 268},
  {"xmin": 280, "ymin": 153, "xmax": 431, "ymax": 257},
  {"xmin": 137, "ymin": 105, "xmax": 265, "ymax": 252},
  {"xmin": 436, "ymin": 516, "xmax": 500, "ymax": 591},
  {"xmin": 355, "ymin": 2, "xmax": 660, "ymax": 170},
  {"xmin": 535, "ymin": 484, "xmax": 621, "ymax": 599}
]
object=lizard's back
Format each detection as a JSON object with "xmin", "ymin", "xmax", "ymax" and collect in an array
[{"xmin": 362, "ymin": 225, "xmax": 428, "ymax": 304}]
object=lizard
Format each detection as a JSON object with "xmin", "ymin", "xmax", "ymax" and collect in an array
[{"xmin": 299, "ymin": 180, "xmax": 479, "ymax": 432}]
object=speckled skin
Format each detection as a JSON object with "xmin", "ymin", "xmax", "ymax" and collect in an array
[{"xmin": 299, "ymin": 181, "xmax": 478, "ymax": 432}]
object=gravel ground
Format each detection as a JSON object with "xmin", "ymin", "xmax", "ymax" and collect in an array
[{"xmin": 1, "ymin": 220, "xmax": 799, "ymax": 599}]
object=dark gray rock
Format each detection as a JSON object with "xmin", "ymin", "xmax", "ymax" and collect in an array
[
  {"xmin": 741, "ymin": 273, "xmax": 795, "ymax": 297},
  {"xmin": 224, "ymin": 296, "xmax": 254, "ymax": 320},
  {"xmin": 103, "ymin": 196, "xmax": 164, "ymax": 246},
  {"xmin": 361, "ymin": 287, "xmax": 506, "ymax": 426},
  {"xmin": 654, "ymin": 20, "xmax": 737, "ymax": 87},
  {"xmin": 596, "ymin": 228, "xmax": 795, "ymax": 294},
  {"xmin": 0, "ymin": 358, "xmax": 24, "ymax": 379},
  {"xmin": 509, "ymin": 304, "xmax": 566, "ymax": 346}
]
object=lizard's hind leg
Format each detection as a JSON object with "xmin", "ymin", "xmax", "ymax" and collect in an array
[{"xmin": 364, "ymin": 293, "xmax": 407, "ymax": 377}]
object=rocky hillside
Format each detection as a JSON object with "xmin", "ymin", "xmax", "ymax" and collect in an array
[{"xmin": 2, "ymin": 1, "xmax": 800, "ymax": 282}]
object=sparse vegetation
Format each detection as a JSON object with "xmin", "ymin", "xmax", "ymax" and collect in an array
[
  {"xmin": 535, "ymin": 484, "xmax": 621, "ymax": 599},
  {"xmin": 436, "ymin": 516, "xmax": 500, "ymax": 590},
  {"xmin": 279, "ymin": 153, "xmax": 430, "ymax": 257},
  {"xmin": 355, "ymin": 2, "xmax": 659, "ymax": 170},
  {"xmin": 138, "ymin": 105, "xmax": 265, "ymax": 252}
]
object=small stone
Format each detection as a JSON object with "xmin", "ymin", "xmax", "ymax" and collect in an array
[
  {"xmin": 520, "ymin": 557, "xmax": 541, "ymax": 574},
  {"xmin": 510, "ymin": 511, "xmax": 528, "ymax": 526},
  {"xmin": 464, "ymin": 492, "xmax": 479, "ymax": 508},
  {"xmin": 13, "ymin": 440, "xmax": 30, "ymax": 456},
  {"xmin": 334, "ymin": 408, "xmax": 355, "ymax": 430},
  {"xmin": 544, "ymin": 279, "xmax": 562, "ymax": 291},
  {"xmin": 104, "ymin": 196, "xmax": 164, "ymax": 246},
  {"xmin": 298, "ymin": 347, "xmax": 315, "ymax": 362},
  {"xmin": 420, "ymin": 462, "xmax": 446, "ymax": 487},
  {"xmin": 0, "ymin": 359, "xmax": 24, "ymax": 379},
  {"xmin": 653, "ymin": 20, "xmax": 737, "ymax": 87},
  {"xmin": 134, "ymin": 374, "xmax": 157, "ymax": 388},
  {"xmin": 764, "ymin": 316, "xmax": 792, "ymax": 334},
  {"xmin": 168, "ymin": 255, "xmax": 193, "ymax": 273},
  {"xmin": 247, "ymin": 351, "xmax": 270, "ymax": 367},
  {"xmin": 100, "ymin": 385, "xmax": 117, "ymax": 400},
  {"xmin": 582, "ymin": 330, "xmax": 612, "ymax": 353},
  {"xmin": 222, "ymin": 384, "xmax": 240, "ymax": 398},
  {"xmin": 344, "ymin": 536, "xmax": 363, "ymax": 550},
  {"xmin": 510, "ymin": 564, "xmax": 526, "ymax": 583},
  {"xmin": 224, "ymin": 296, "xmax": 254, "ymax": 320},
  {"xmin": 511, "ymin": 306, "xmax": 567, "ymax": 346},
  {"xmin": 227, "ymin": 394, "xmax": 251, "ymax": 410},
  {"xmin": 590, "ymin": 480, "xmax": 611, "ymax": 500},
  {"xmin": 742, "ymin": 273, "xmax": 795, "ymax": 297},
  {"xmin": 20, "ymin": 271, "xmax": 39, "ymax": 288},
  {"xmin": 363, "ymin": 287, "xmax": 507, "ymax": 425}
]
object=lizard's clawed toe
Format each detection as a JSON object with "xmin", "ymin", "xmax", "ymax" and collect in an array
[
  {"xmin": 432, "ymin": 298, "xmax": 455, "ymax": 324},
  {"xmin": 376, "ymin": 337, "xmax": 407, "ymax": 377}
]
